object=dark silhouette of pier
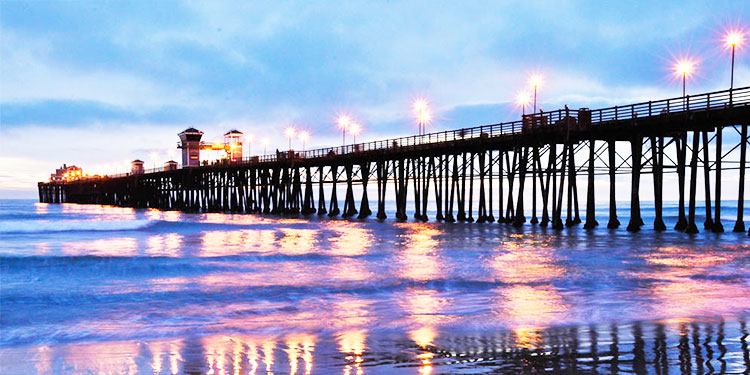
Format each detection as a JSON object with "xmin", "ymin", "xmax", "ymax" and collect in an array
[{"xmin": 39, "ymin": 87, "xmax": 750, "ymax": 234}]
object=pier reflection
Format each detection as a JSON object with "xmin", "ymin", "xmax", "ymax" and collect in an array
[{"xmin": 11, "ymin": 318, "xmax": 749, "ymax": 374}]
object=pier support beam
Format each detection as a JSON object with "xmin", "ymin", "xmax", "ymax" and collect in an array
[
  {"xmin": 513, "ymin": 147, "xmax": 528, "ymax": 226},
  {"xmin": 530, "ymin": 146, "xmax": 539, "ymax": 224},
  {"xmin": 541, "ymin": 145, "xmax": 553, "ymax": 227},
  {"xmin": 686, "ymin": 131, "xmax": 701, "ymax": 234},
  {"xmin": 358, "ymin": 163, "xmax": 372, "ymax": 219},
  {"xmin": 675, "ymin": 133, "xmax": 688, "ymax": 231},
  {"xmin": 734, "ymin": 124, "xmax": 747, "ymax": 232},
  {"xmin": 328, "ymin": 165, "xmax": 340, "ymax": 216},
  {"xmin": 553, "ymin": 143, "xmax": 568, "ymax": 230},
  {"xmin": 626, "ymin": 137, "xmax": 643, "ymax": 232},
  {"xmin": 317, "ymin": 167, "xmax": 327, "ymax": 216},
  {"xmin": 713, "ymin": 126, "xmax": 724, "ymax": 232},
  {"xmin": 607, "ymin": 140, "xmax": 620, "ymax": 228},
  {"xmin": 584, "ymin": 140, "xmax": 598, "ymax": 229},
  {"xmin": 376, "ymin": 161, "xmax": 387, "ymax": 220},
  {"xmin": 651, "ymin": 136, "xmax": 666, "ymax": 230},
  {"xmin": 701, "ymin": 131, "xmax": 714, "ymax": 228}
]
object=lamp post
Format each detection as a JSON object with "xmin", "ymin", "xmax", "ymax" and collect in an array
[
  {"xmin": 516, "ymin": 91, "xmax": 531, "ymax": 116},
  {"xmin": 338, "ymin": 115, "xmax": 350, "ymax": 146},
  {"xmin": 675, "ymin": 60, "xmax": 694, "ymax": 110},
  {"xmin": 350, "ymin": 123, "xmax": 361, "ymax": 144},
  {"xmin": 529, "ymin": 75, "xmax": 542, "ymax": 114},
  {"xmin": 414, "ymin": 100, "xmax": 427, "ymax": 136},
  {"xmin": 299, "ymin": 131, "xmax": 309, "ymax": 151},
  {"xmin": 285, "ymin": 127, "xmax": 295, "ymax": 150},
  {"xmin": 726, "ymin": 32, "xmax": 743, "ymax": 103}
]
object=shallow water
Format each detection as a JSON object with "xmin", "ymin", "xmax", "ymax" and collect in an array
[{"xmin": 0, "ymin": 199, "xmax": 749, "ymax": 374}]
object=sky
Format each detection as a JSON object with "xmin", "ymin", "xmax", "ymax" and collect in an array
[{"xmin": 1, "ymin": 1, "xmax": 748, "ymax": 198}]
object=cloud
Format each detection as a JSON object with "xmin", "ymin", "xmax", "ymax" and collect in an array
[{"xmin": 1, "ymin": 1, "xmax": 748, "ymax": 196}]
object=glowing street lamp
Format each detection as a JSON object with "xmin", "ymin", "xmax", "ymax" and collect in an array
[
  {"xmin": 298, "ymin": 130, "xmax": 310, "ymax": 151},
  {"xmin": 338, "ymin": 115, "xmax": 350, "ymax": 146},
  {"xmin": 516, "ymin": 91, "xmax": 531, "ymax": 116},
  {"xmin": 414, "ymin": 100, "xmax": 427, "ymax": 136},
  {"xmin": 674, "ymin": 59, "xmax": 695, "ymax": 109},
  {"xmin": 285, "ymin": 127, "xmax": 296, "ymax": 150},
  {"xmin": 529, "ymin": 75, "xmax": 542, "ymax": 114},
  {"xmin": 726, "ymin": 31, "xmax": 743, "ymax": 102},
  {"xmin": 349, "ymin": 122, "xmax": 361, "ymax": 143}
]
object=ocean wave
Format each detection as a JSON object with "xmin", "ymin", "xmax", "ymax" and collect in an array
[{"xmin": 0, "ymin": 219, "xmax": 156, "ymax": 234}]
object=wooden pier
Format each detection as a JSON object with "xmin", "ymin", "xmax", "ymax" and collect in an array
[{"xmin": 39, "ymin": 87, "xmax": 750, "ymax": 234}]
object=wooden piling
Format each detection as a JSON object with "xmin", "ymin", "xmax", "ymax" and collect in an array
[
  {"xmin": 734, "ymin": 124, "xmax": 747, "ymax": 232},
  {"xmin": 713, "ymin": 126, "xmax": 724, "ymax": 232},
  {"xmin": 626, "ymin": 137, "xmax": 643, "ymax": 232},
  {"xmin": 607, "ymin": 140, "xmax": 620, "ymax": 229},
  {"xmin": 686, "ymin": 131, "xmax": 701, "ymax": 234},
  {"xmin": 584, "ymin": 140, "xmax": 598, "ymax": 229}
]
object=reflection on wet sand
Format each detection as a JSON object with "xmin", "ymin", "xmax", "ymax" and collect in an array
[
  {"xmin": 10, "ymin": 318, "xmax": 749, "ymax": 374},
  {"xmin": 338, "ymin": 330, "xmax": 366, "ymax": 375}
]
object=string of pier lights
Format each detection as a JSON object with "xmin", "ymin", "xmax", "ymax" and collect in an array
[
  {"xmin": 668, "ymin": 29, "xmax": 744, "ymax": 99},
  {"xmin": 275, "ymin": 29, "xmax": 745, "ymax": 156}
]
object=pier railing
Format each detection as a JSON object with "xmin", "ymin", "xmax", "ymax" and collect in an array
[{"xmin": 100, "ymin": 86, "xmax": 750, "ymax": 177}]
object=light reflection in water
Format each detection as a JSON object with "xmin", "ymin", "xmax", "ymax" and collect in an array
[
  {"xmin": 284, "ymin": 334, "xmax": 315, "ymax": 375},
  {"xmin": 145, "ymin": 209, "xmax": 183, "ymax": 222},
  {"xmin": 488, "ymin": 234, "xmax": 569, "ymax": 338},
  {"xmin": 395, "ymin": 224, "xmax": 442, "ymax": 281},
  {"xmin": 34, "ymin": 202, "xmax": 48, "ymax": 214},
  {"xmin": 262, "ymin": 341, "xmax": 275, "ymax": 375},
  {"xmin": 146, "ymin": 233, "xmax": 183, "ymax": 257},
  {"xmin": 62, "ymin": 237, "xmax": 139, "ymax": 257},
  {"xmin": 277, "ymin": 228, "xmax": 317, "ymax": 255},
  {"xmin": 7, "ymin": 319, "xmax": 750, "ymax": 374},
  {"xmin": 411, "ymin": 327, "xmax": 436, "ymax": 375},
  {"xmin": 489, "ymin": 234, "xmax": 562, "ymax": 284},
  {"xmin": 61, "ymin": 203, "xmax": 136, "ymax": 218},
  {"xmin": 147, "ymin": 339, "xmax": 183, "ymax": 375},
  {"xmin": 633, "ymin": 245, "xmax": 750, "ymax": 318},
  {"xmin": 338, "ymin": 330, "xmax": 366, "ymax": 375},
  {"xmin": 199, "ymin": 229, "xmax": 276, "ymax": 257},
  {"xmin": 327, "ymin": 222, "xmax": 373, "ymax": 257},
  {"xmin": 203, "ymin": 336, "xmax": 228, "ymax": 375}
]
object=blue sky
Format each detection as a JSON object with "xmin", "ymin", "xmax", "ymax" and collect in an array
[{"xmin": 1, "ymin": 1, "xmax": 748, "ymax": 198}]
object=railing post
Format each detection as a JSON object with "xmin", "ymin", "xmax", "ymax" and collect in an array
[
  {"xmin": 649, "ymin": 101, "xmax": 652, "ymax": 116},
  {"xmin": 615, "ymin": 106, "xmax": 618, "ymax": 120}
]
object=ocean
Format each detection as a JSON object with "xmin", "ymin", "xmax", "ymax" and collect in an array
[{"xmin": 0, "ymin": 198, "xmax": 749, "ymax": 374}]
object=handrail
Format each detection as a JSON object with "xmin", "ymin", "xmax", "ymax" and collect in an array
[{"xmin": 69, "ymin": 86, "xmax": 750, "ymax": 180}]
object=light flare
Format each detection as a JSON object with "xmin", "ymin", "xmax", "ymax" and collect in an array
[
  {"xmin": 529, "ymin": 74, "xmax": 543, "ymax": 88},
  {"xmin": 349, "ymin": 123, "xmax": 361, "ymax": 136},
  {"xmin": 726, "ymin": 31, "xmax": 744, "ymax": 48},
  {"xmin": 285, "ymin": 127, "xmax": 296, "ymax": 138},
  {"xmin": 337, "ymin": 115, "xmax": 351, "ymax": 129},
  {"xmin": 674, "ymin": 59, "xmax": 696, "ymax": 77}
]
